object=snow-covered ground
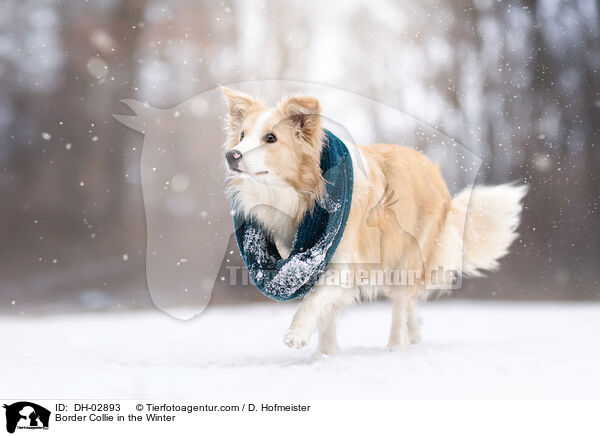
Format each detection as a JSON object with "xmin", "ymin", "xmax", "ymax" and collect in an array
[{"xmin": 2, "ymin": 301, "xmax": 599, "ymax": 399}]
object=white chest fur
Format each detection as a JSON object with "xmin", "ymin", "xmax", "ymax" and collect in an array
[{"xmin": 233, "ymin": 177, "xmax": 302, "ymax": 250}]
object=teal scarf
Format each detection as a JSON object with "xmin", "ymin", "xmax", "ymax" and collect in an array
[{"xmin": 233, "ymin": 130, "xmax": 354, "ymax": 301}]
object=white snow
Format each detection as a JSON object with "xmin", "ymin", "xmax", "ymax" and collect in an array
[{"xmin": 2, "ymin": 301, "xmax": 599, "ymax": 399}]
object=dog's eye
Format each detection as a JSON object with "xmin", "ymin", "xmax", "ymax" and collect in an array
[
  {"xmin": 239, "ymin": 131, "xmax": 245, "ymax": 141},
  {"xmin": 264, "ymin": 133, "xmax": 277, "ymax": 143}
]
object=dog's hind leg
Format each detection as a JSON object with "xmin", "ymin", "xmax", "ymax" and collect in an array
[
  {"xmin": 284, "ymin": 285, "xmax": 355, "ymax": 351},
  {"xmin": 387, "ymin": 290, "xmax": 411, "ymax": 349},
  {"xmin": 407, "ymin": 294, "xmax": 421, "ymax": 344}
]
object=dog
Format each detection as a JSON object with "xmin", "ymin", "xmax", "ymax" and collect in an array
[{"xmin": 221, "ymin": 87, "xmax": 527, "ymax": 354}]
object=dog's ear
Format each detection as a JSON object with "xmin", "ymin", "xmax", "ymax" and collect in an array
[
  {"xmin": 220, "ymin": 87, "xmax": 262, "ymax": 133},
  {"xmin": 279, "ymin": 95, "xmax": 322, "ymax": 142}
]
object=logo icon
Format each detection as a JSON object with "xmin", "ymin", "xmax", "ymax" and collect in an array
[{"xmin": 3, "ymin": 402, "xmax": 50, "ymax": 434}]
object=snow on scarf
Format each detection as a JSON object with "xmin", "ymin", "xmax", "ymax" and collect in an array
[{"xmin": 233, "ymin": 129, "xmax": 354, "ymax": 301}]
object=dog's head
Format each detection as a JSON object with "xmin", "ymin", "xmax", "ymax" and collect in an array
[{"xmin": 221, "ymin": 87, "xmax": 325, "ymax": 221}]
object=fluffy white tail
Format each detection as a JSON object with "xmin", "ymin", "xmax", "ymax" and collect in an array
[{"xmin": 432, "ymin": 183, "xmax": 527, "ymax": 279}]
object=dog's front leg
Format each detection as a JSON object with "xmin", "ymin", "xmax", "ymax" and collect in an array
[
  {"xmin": 284, "ymin": 285, "xmax": 350, "ymax": 350},
  {"xmin": 317, "ymin": 317, "xmax": 338, "ymax": 355}
]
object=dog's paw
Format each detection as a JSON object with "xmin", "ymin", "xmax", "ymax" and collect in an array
[
  {"xmin": 284, "ymin": 329, "xmax": 309, "ymax": 349},
  {"xmin": 316, "ymin": 344, "xmax": 338, "ymax": 356},
  {"xmin": 387, "ymin": 336, "xmax": 410, "ymax": 351},
  {"xmin": 409, "ymin": 331, "xmax": 422, "ymax": 344},
  {"xmin": 386, "ymin": 343, "xmax": 408, "ymax": 351}
]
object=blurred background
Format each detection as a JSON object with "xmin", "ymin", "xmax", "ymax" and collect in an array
[{"xmin": 1, "ymin": 0, "xmax": 599, "ymax": 315}]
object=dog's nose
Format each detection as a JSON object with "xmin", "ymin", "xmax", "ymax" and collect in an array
[{"xmin": 225, "ymin": 149, "xmax": 242, "ymax": 170}]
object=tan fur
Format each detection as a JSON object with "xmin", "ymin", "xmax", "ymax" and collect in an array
[
  {"xmin": 339, "ymin": 144, "xmax": 451, "ymax": 284},
  {"xmin": 221, "ymin": 88, "xmax": 526, "ymax": 353}
]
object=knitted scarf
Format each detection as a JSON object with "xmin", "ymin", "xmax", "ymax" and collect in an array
[{"xmin": 233, "ymin": 129, "xmax": 354, "ymax": 301}]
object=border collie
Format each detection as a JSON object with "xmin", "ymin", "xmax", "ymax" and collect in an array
[{"xmin": 222, "ymin": 87, "xmax": 527, "ymax": 354}]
